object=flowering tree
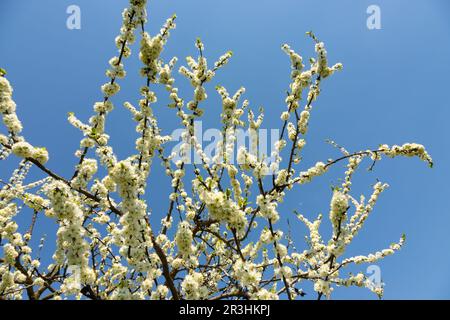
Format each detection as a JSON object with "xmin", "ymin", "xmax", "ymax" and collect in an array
[{"xmin": 0, "ymin": 0, "xmax": 432, "ymax": 300}]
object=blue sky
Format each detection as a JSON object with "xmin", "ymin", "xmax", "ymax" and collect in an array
[{"xmin": 1, "ymin": 0, "xmax": 449, "ymax": 299}]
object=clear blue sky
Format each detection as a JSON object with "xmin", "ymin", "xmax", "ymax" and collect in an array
[{"xmin": 1, "ymin": 0, "xmax": 449, "ymax": 299}]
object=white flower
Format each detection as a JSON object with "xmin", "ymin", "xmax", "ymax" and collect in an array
[
  {"xmin": 175, "ymin": 221, "xmax": 193, "ymax": 256},
  {"xmin": 32, "ymin": 147, "xmax": 49, "ymax": 164},
  {"xmin": 11, "ymin": 141, "xmax": 34, "ymax": 158},
  {"xmin": 329, "ymin": 190, "xmax": 348, "ymax": 230},
  {"xmin": 3, "ymin": 243, "xmax": 18, "ymax": 264},
  {"xmin": 101, "ymin": 83, "xmax": 121, "ymax": 97},
  {"xmin": 181, "ymin": 272, "xmax": 208, "ymax": 299},
  {"xmin": 233, "ymin": 260, "xmax": 261, "ymax": 288},
  {"xmin": 298, "ymin": 110, "xmax": 310, "ymax": 134},
  {"xmin": 280, "ymin": 111, "xmax": 290, "ymax": 121},
  {"xmin": 298, "ymin": 161, "xmax": 327, "ymax": 184},
  {"xmin": 314, "ymin": 279, "xmax": 331, "ymax": 296},
  {"xmin": 3, "ymin": 113, "xmax": 22, "ymax": 133}
]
